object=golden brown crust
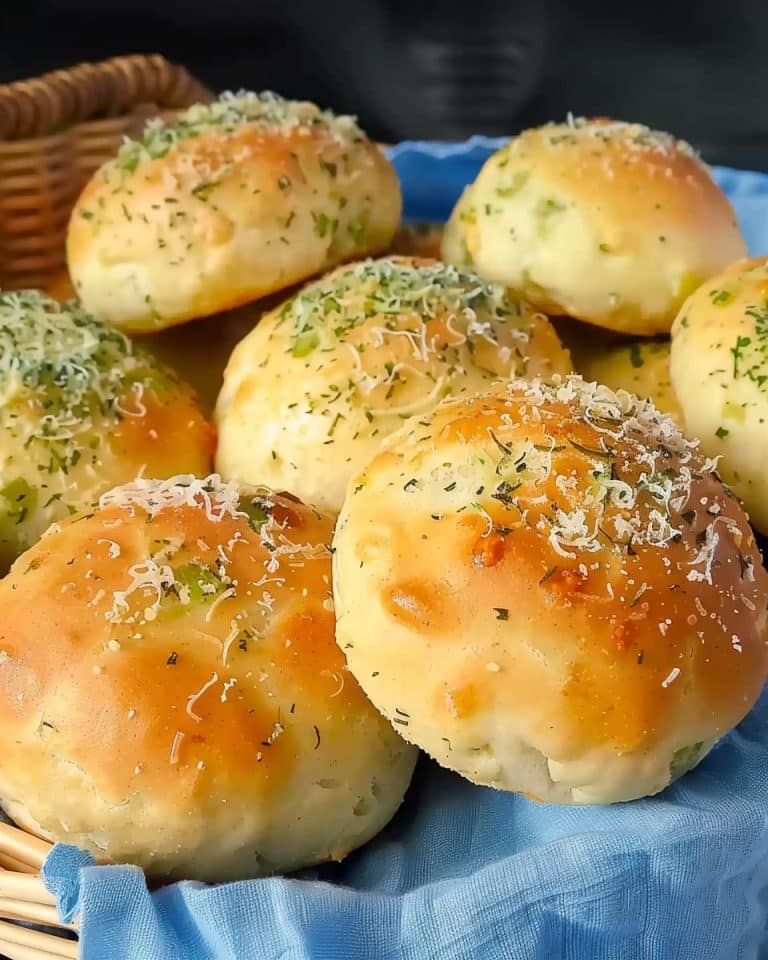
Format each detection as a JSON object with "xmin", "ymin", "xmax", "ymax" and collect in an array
[
  {"xmin": 441, "ymin": 118, "xmax": 746, "ymax": 334},
  {"xmin": 333, "ymin": 376, "xmax": 768, "ymax": 803},
  {"xmin": 0, "ymin": 476, "xmax": 416, "ymax": 880},
  {"xmin": 67, "ymin": 93, "xmax": 402, "ymax": 332},
  {"xmin": 215, "ymin": 256, "xmax": 573, "ymax": 512}
]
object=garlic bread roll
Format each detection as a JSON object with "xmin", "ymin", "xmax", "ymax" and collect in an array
[
  {"xmin": 0, "ymin": 291, "xmax": 213, "ymax": 570},
  {"xmin": 215, "ymin": 256, "xmax": 572, "ymax": 512},
  {"xmin": 671, "ymin": 257, "xmax": 768, "ymax": 532},
  {"xmin": 333, "ymin": 376, "xmax": 768, "ymax": 804},
  {"xmin": 67, "ymin": 91, "xmax": 401, "ymax": 332},
  {"xmin": 575, "ymin": 339, "xmax": 681, "ymax": 424},
  {"xmin": 0, "ymin": 475, "xmax": 417, "ymax": 881},
  {"xmin": 442, "ymin": 118, "xmax": 746, "ymax": 335}
]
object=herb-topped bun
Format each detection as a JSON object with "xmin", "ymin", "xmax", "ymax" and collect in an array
[
  {"xmin": 0, "ymin": 291, "xmax": 213, "ymax": 570},
  {"xmin": 441, "ymin": 118, "xmax": 746, "ymax": 335},
  {"xmin": 67, "ymin": 91, "xmax": 401, "ymax": 332},
  {"xmin": 572, "ymin": 339, "xmax": 682, "ymax": 424},
  {"xmin": 671, "ymin": 257, "xmax": 768, "ymax": 532},
  {"xmin": 0, "ymin": 475, "xmax": 417, "ymax": 881},
  {"xmin": 333, "ymin": 376, "xmax": 768, "ymax": 804},
  {"xmin": 215, "ymin": 256, "xmax": 572, "ymax": 512}
]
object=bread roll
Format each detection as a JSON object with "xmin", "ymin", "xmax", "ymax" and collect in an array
[
  {"xmin": 442, "ymin": 118, "xmax": 746, "ymax": 335},
  {"xmin": 215, "ymin": 256, "xmax": 572, "ymax": 512},
  {"xmin": 0, "ymin": 291, "xmax": 213, "ymax": 571},
  {"xmin": 67, "ymin": 91, "xmax": 401, "ymax": 332},
  {"xmin": 0, "ymin": 475, "xmax": 417, "ymax": 881},
  {"xmin": 671, "ymin": 257, "xmax": 768, "ymax": 532},
  {"xmin": 574, "ymin": 338, "xmax": 681, "ymax": 424},
  {"xmin": 333, "ymin": 376, "xmax": 768, "ymax": 804}
]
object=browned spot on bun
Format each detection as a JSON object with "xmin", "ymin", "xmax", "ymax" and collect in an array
[
  {"xmin": 541, "ymin": 567, "xmax": 589, "ymax": 606},
  {"xmin": 472, "ymin": 531, "xmax": 506, "ymax": 568},
  {"xmin": 270, "ymin": 498, "xmax": 305, "ymax": 530},
  {"xmin": 612, "ymin": 606, "xmax": 650, "ymax": 651},
  {"xmin": 446, "ymin": 683, "xmax": 481, "ymax": 720},
  {"xmin": 385, "ymin": 580, "xmax": 451, "ymax": 632}
]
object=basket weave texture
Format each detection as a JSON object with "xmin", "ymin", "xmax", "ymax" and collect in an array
[
  {"xmin": 0, "ymin": 54, "xmax": 212, "ymax": 290},
  {"xmin": 0, "ymin": 819, "xmax": 76, "ymax": 959}
]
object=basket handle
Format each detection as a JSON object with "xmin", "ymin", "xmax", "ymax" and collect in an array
[{"xmin": 0, "ymin": 54, "xmax": 213, "ymax": 141}]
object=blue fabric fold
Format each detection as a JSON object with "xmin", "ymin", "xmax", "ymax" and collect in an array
[{"xmin": 36, "ymin": 142, "xmax": 768, "ymax": 959}]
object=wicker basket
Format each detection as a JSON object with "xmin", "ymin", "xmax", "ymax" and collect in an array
[
  {"xmin": 0, "ymin": 55, "xmax": 212, "ymax": 291},
  {"xmin": 0, "ymin": 821, "xmax": 76, "ymax": 958}
]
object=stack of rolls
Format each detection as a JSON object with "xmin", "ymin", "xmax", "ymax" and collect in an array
[
  {"xmin": 441, "ymin": 116, "xmax": 767, "ymax": 536},
  {"xmin": 0, "ymin": 93, "xmax": 764, "ymax": 889},
  {"xmin": 65, "ymin": 89, "xmax": 404, "ymax": 411}
]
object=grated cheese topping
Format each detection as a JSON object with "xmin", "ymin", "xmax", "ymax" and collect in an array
[
  {"xmin": 116, "ymin": 90, "xmax": 364, "ymax": 172},
  {"xmin": 408, "ymin": 377, "xmax": 744, "ymax": 598},
  {"xmin": 535, "ymin": 117, "xmax": 700, "ymax": 160},
  {"xmin": 480, "ymin": 375, "xmax": 716, "ymax": 558},
  {"xmin": 265, "ymin": 257, "xmax": 556, "ymax": 426},
  {"xmin": 99, "ymin": 475, "xmax": 331, "ymax": 644},
  {"xmin": 99, "ymin": 474, "xmax": 245, "ymax": 524},
  {"xmin": 283, "ymin": 258, "xmax": 528, "ymax": 351}
]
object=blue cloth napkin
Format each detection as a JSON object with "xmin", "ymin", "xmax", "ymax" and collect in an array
[{"xmin": 39, "ymin": 141, "xmax": 768, "ymax": 960}]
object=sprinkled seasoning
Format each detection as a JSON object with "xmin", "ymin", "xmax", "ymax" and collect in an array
[
  {"xmin": 0, "ymin": 291, "xmax": 179, "ymax": 560},
  {"xmin": 470, "ymin": 376, "xmax": 714, "ymax": 560},
  {"xmin": 390, "ymin": 374, "xmax": 755, "ymax": 691},
  {"xmin": 115, "ymin": 91, "xmax": 366, "ymax": 172},
  {"xmin": 99, "ymin": 475, "xmax": 329, "ymax": 639},
  {"xmin": 537, "ymin": 117, "xmax": 700, "ymax": 161},
  {"xmin": 214, "ymin": 256, "xmax": 570, "ymax": 509}
]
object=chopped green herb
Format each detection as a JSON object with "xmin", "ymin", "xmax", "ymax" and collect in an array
[
  {"xmin": 192, "ymin": 181, "xmax": 218, "ymax": 201},
  {"xmin": 496, "ymin": 171, "xmax": 529, "ymax": 197},
  {"xmin": 629, "ymin": 343, "xmax": 644, "ymax": 368},
  {"xmin": 240, "ymin": 496, "xmax": 271, "ymax": 533},
  {"xmin": 311, "ymin": 210, "xmax": 331, "ymax": 237},
  {"xmin": 669, "ymin": 741, "xmax": 704, "ymax": 782},
  {"xmin": 710, "ymin": 290, "xmax": 733, "ymax": 306}
]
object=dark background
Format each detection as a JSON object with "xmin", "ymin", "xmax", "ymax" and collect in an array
[{"xmin": 1, "ymin": 0, "xmax": 767, "ymax": 169}]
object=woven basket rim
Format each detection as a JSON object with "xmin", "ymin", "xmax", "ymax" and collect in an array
[
  {"xmin": 0, "ymin": 819, "xmax": 77, "ymax": 958},
  {"xmin": 0, "ymin": 54, "xmax": 211, "ymax": 141}
]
